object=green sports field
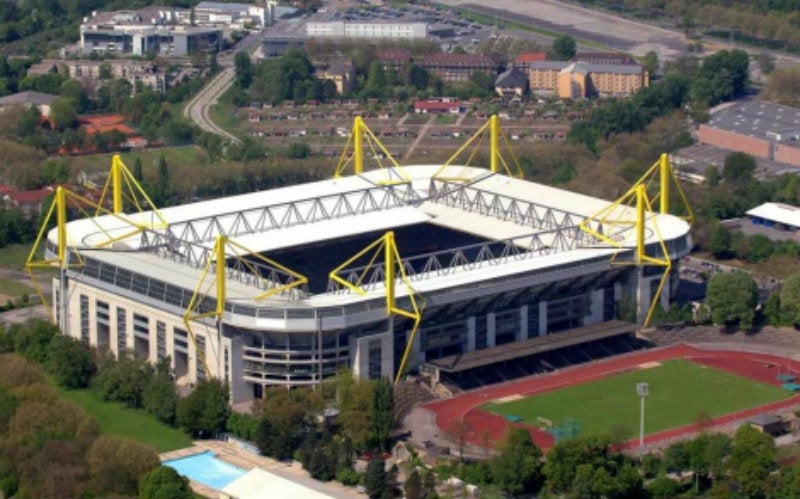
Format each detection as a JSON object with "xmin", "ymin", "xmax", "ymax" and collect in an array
[{"xmin": 482, "ymin": 359, "xmax": 791, "ymax": 438}]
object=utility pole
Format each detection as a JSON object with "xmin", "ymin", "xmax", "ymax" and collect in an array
[{"xmin": 637, "ymin": 382, "xmax": 649, "ymax": 458}]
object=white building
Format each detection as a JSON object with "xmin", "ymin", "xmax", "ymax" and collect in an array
[{"xmin": 306, "ymin": 20, "xmax": 427, "ymax": 39}]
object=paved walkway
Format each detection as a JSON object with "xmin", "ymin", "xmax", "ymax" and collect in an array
[{"xmin": 160, "ymin": 440, "xmax": 364, "ymax": 499}]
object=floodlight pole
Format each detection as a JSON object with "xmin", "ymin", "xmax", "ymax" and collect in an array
[{"xmin": 637, "ymin": 382, "xmax": 649, "ymax": 457}]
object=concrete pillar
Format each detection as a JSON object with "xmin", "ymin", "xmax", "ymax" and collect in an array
[
  {"xmin": 229, "ymin": 335, "xmax": 248, "ymax": 404},
  {"xmin": 518, "ymin": 305, "xmax": 528, "ymax": 341},
  {"xmin": 538, "ymin": 301, "xmax": 548, "ymax": 336},
  {"xmin": 381, "ymin": 321, "xmax": 394, "ymax": 380},
  {"xmin": 486, "ymin": 312, "xmax": 496, "ymax": 347},
  {"xmin": 466, "ymin": 316, "xmax": 476, "ymax": 352},
  {"xmin": 635, "ymin": 267, "xmax": 649, "ymax": 324},
  {"xmin": 587, "ymin": 289, "xmax": 604, "ymax": 323}
]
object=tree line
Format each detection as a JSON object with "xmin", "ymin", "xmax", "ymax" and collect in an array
[
  {"xmin": 0, "ymin": 320, "xmax": 194, "ymax": 499},
  {"xmin": 438, "ymin": 421, "xmax": 800, "ymax": 498}
]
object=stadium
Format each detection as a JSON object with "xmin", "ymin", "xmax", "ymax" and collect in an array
[{"xmin": 31, "ymin": 117, "xmax": 692, "ymax": 404}]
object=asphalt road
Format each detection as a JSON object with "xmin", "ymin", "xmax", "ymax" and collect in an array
[
  {"xmin": 183, "ymin": 67, "xmax": 241, "ymax": 144},
  {"xmin": 437, "ymin": 0, "xmax": 688, "ymax": 59}
]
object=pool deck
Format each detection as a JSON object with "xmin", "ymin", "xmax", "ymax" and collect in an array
[{"xmin": 161, "ymin": 440, "xmax": 364, "ymax": 499}]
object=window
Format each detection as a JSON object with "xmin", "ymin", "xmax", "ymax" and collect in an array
[
  {"xmin": 80, "ymin": 295, "xmax": 90, "ymax": 343},
  {"xmin": 368, "ymin": 339, "xmax": 382, "ymax": 379},
  {"xmin": 117, "ymin": 307, "xmax": 127, "ymax": 351},
  {"xmin": 196, "ymin": 334, "xmax": 206, "ymax": 381},
  {"xmin": 133, "ymin": 313, "xmax": 149, "ymax": 338},
  {"xmin": 156, "ymin": 321, "xmax": 166, "ymax": 360}
]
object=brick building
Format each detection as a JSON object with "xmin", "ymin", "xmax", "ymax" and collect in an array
[
  {"xmin": 698, "ymin": 101, "xmax": 800, "ymax": 168},
  {"xmin": 527, "ymin": 59, "xmax": 648, "ymax": 98},
  {"xmin": 419, "ymin": 54, "xmax": 498, "ymax": 83}
]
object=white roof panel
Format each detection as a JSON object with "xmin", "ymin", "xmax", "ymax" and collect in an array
[
  {"xmin": 222, "ymin": 468, "xmax": 334, "ymax": 499},
  {"xmin": 746, "ymin": 202, "xmax": 800, "ymax": 228}
]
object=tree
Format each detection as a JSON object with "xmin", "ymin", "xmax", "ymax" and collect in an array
[
  {"xmin": 708, "ymin": 222, "xmax": 732, "ymax": 258},
  {"xmin": 364, "ymin": 455, "xmax": 387, "ymax": 499},
  {"xmin": 45, "ymin": 334, "xmax": 96, "ymax": 389},
  {"xmin": 364, "ymin": 61, "xmax": 387, "ymax": 97},
  {"xmin": 551, "ymin": 35, "xmax": 576, "ymax": 60},
  {"xmin": 49, "ymin": 96, "xmax": 78, "ymax": 130},
  {"xmin": 444, "ymin": 418, "xmax": 471, "ymax": 462},
  {"xmin": 370, "ymin": 377, "xmax": 393, "ymax": 452},
  {"xmin": 133, "ymin": 157, "xmax": 144, "ymax": 181},
  {"xmin": 706, "ymin": 271, "xmax": 758, "ymax": 328},
  {"xmin": 491, "ymin": 427, "xmax": 543, "ymax": 496},
  {"xmin": 641, "ymin": 50, "xmax": 659, "ymax": 76},
  {"xmin": 704, "ymin": 165, "xmax": 720, "ymax": 187},
  {"xmin": 725, "ymin": 424, "xmax": 776, "ymax": 497},
  {"xmin": 722, "ymin": 152, "xmax": 756, "ymax": 184},
  {"xmin": 176, "ymin": 379, "xmax": 229, "ymax": 438},
  {"xmin": 139, "ymin": 466, "xmax": 193, "ymax": 499},
  {"xmin": 287, "ymin": 142, "xmax": 310, "ymax": 159},
  {"xmin": 234, "ymin": 51, "xmax": 254, "ymax": 89},
  {"xmin": 403, "ymin": 469, "xmax": 423, "ymax": 499},
  {"xmin": 780, "ymin": 272, "xmax": 800, "ymax": 325},
  {"xmin": 142, "ymin": 369, "xmax": 178, "ymax": 426},
  {"xmin": 87, "ymin": 435, "xmax": 159, "ymax": 496},
  {"xmin": 155, "ymin": 155, "xmax": 170, "ymax": 205}
]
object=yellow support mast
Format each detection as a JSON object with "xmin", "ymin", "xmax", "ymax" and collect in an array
[
  {"xmin": 432, "ymin": 114, "xmax": 523, "ymax": 181},
  {"xmin": 579, "ymin": 182, "xmax": 672, "ymax": 326},
  {"xmin": 183, "ymin": 236, "xmax": 308, "ymax": 379},
  {"xmin": 26, "ymin": 184, "xmax": 163, "ymax": 325},
  {"xmin": 95, "ymin": 154, "xmax": 167, "ymax": 228},
  {"xmin": 334, "ymin": 117, "xmax": 411, "ymax": 184},
  {"xmin": 329, "ymin": 231, "xmax": 424, "ymax": 384}
]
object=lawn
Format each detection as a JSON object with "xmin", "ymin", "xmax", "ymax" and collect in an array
[
  {"xmin": 60, "ymin": 388, "xmax": 192, "ymax": 453},
  {"xmin": 0, "ymin": 243, "xmax": 35, "ymax": 270},
  {"xmin": 63, "ymin": 146, "xmax": 211, "ymax": 176},
  {"xmin": 482, "ymin": 359, "xmax": 791, "ymax": 438}
]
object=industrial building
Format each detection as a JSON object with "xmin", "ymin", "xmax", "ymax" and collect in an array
[
  {"xmin": 35, "ymin": 124, "xmax": 691, "ymax": 403},
  {"xmin": 698, "ymin": 100, "xmax": 800, "ymax": 169}
]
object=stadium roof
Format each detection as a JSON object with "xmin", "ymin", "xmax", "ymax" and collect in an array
[
  {"xmin": 746, "ymin": 202, "xmax": 800, "ymax": 228},
  {"xmin": 57, "ymin": 165, "xmax": 690, "ymax": 308}
]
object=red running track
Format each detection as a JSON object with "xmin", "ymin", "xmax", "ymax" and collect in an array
[{"xmin": 423, "ymin": 344, "xmax": 800, "ymax": 451}]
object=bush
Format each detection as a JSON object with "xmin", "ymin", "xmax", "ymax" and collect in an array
[{"xmin": 336, "ymin": 466, "xmax": 362, "ymax": 486}]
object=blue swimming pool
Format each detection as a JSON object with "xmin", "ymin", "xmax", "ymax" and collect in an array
[{"xmin": 164, "ymin": 451, "xmax": 246, "ymax": 490}]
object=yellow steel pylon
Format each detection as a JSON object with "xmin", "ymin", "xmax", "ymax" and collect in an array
[
  {"xmin": 329, "ymin": 231, "xmax": 425, "ymax": 384},
  {"xmin": 95, "ymin": 154, "xmax": 168, "ymax": 225},
  {"xmin": 432, "ymin": 114, "xmax": 524, "ymax": 181},
  {"xmin": 632, "ymin": 153, "xmax": 694, "ymax": 225},
  {"xmin": 25, "ymin": 185, "xmax": 164, "ymax": 323},
  {"xmin": 334, "ymin": 116, "xmax": 411, "ymax": 184},
  {"xmin": 579, "ymin": 184, "xmax": 672, "ymax": 326},
  {"xmin": 183, "ymin": 235, "xmax": 308, "ymax": 379}
]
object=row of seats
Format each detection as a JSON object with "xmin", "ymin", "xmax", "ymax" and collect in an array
[{"xmin": 440, "ymin": 334, "xmax": 650, "ymax": 391}]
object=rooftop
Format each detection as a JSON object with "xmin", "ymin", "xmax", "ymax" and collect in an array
[
  {"xmin": 55, "ymin": 165, "xmax": 690, "ymax": 309},
  {"xmin": 746, "ymin": 202, "xmax": 800, "ymax": 228},
  {"xmin": 706, "ymin": 100, "xmax": 800, "ymax": 142},
  {"xmin": 0, "ymin": 91, "xmax": 58, "ymax": 106}
]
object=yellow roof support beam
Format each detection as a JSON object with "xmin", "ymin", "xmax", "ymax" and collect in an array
[
  {"xmin": 183, "ymin": 235, "xmax": 308, "ymax": 379},
  {"xmin": 329, "ymin": 231, "xmax": 424, "ymax": 384},
  {"xmin": 433, "ymin": 114, "xmax": 523, "ymax": 181},
  {"xmin": 334, "ymin": 117, "xmax": 411, "ymax": 184},
  {"xmin": 579, "ymin": 182, "xmax": 672, "ymax": 327},
  {"xmin": 25, "ymin": 185, "xmax": 163, "ymax": 323},
  {"xmin": 96, "ymin": 154, "xmax": 168, "ymax": 228}
]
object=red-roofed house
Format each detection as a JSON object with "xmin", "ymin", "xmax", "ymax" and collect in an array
[
  {"xmin": 420, "ymin": 54, "xmax": 498, "ymax": 82},
  {"xmin": 514, "ymin": 52, "xmax": 548, "ymax": 69},
  {"xmin": 413, "ymin": 98, "xmax": 461, "ymax": 114},
  {"xmin": 4, "ymin": 186, "xmax": 54, "ymax": 216}
]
